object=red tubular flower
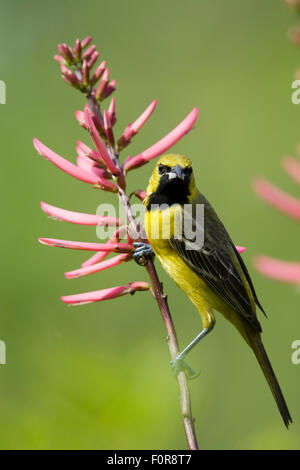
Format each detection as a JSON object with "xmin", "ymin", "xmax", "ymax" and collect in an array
[
  {"xmin": 76, "ymin": 140, "xmax": 103, "ymax": 162},
  {"xmin": 253, "ymin": 178, "xmax": 300, "ymax": 222},
  {"xmin": 254, "ymin": 255, "xmax": 300, "ymax": 285},
  {"xmin": 81, "ymin": 227, "xmax": 125, "ymax": 268},
  {"xmin": 103, "ymin": 109, "xmax": 115, "ymax": 146},
  {"xmin": 34, "ymin": 138, "xmax": 101, "ymax": 185},
  {"xmin": 40, "ymin": 202, "xmax": 122, "ymax": 226},
  {"xmin": 75, "ymin": 110, "xmax": 86, "ymax": 128},
  {"xmin": 90, "ymin": 61, "xmax": 106, "ymax": 86},
  {"xmin": 81, "ymin": 36, "xmax": 92, "ymax": 49},
  {"xmin": 118, "ymin": 100, "xmax": 157, "ymax": 150},
  {"xmin": 123, "ymin": 108, "xmax": 199, "ymax": 172},
  {"xmin": 61, "ymin": 282, "xmax": 150, "ymax": 306},
  {"xmin": 39, "ymin": 238, "xmax": 134, "ymax": 253},
  {"xmin": 282, "ymin": 156, "xmax": 300, "ymax": 186},
  {"xmin": 83, "ymin": 105, "xmax": 120, "ymax": 176},
  {"xmin": 108, "ymin": 97, "xmax": 117, "ymax": 126},
  {"xmin": 64, "ymin": 253, "xmax": 130, "ymax": 280},
  {"xmin": 38, "ymin": 37, "xmax": 205, "ymax": 306}
]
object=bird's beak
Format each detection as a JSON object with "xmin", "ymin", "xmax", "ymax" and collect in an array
[{"xmin": 168, "ymin": 165, "xmax": 185, "ymax": 180}]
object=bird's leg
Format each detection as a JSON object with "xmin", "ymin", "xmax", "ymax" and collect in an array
[
  {"xmin": 171, "ymin": 314, "xmax": 215, "ymax": 380},
  {"xmin": 133, "ymin": 242, "xmax": 155, "ymax": 266}
]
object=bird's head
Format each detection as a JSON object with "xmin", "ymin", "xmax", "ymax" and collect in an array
[{"xmin": 145, "ymin": 154, "xmax": 197, "ymax": 209}]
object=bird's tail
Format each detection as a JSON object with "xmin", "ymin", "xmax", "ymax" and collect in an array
[{"xmin": 250, "ymin": 336, "xmax": 292, "ymax": 428}]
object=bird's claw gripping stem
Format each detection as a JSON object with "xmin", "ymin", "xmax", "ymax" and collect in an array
[
  {"xmin": 133, "ymin": 242, "xmax": 155, "ymax": 266},
  {"xmin": 170, "ymin": 355, "xmax": 200, "ymax": 380}
]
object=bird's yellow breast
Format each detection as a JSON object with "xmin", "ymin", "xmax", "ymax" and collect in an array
[{"xmin": 144, "ymin": 204, "xmax": 216, "ymax": 315}]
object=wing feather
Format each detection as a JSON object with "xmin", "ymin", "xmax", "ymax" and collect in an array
[{"xmin": 170, "ymin": 199, "xmax": 263, "ymax": 332}]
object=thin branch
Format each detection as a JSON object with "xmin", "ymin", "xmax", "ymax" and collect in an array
[{"xmin": 145, "ymin": 260, "xmax": 199, "ymax": 450}]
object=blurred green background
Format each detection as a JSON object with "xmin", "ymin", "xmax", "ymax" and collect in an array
[{"xmin": 0, "ymin": 0, "xmax": 300, "ymax": 450}]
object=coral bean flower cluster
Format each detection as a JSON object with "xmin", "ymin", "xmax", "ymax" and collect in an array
[{"xmin": 37, "ymin": 36, "xmax": 199, "ymax": 305}]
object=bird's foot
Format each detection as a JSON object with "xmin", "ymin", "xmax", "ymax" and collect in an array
[
  {"xmin": 170, "ymin": 355, "xmax": 200, "ymax": 380},
  {"xmin": 133, "ymin": 242, "xmax": 155, "ymax": 266}
]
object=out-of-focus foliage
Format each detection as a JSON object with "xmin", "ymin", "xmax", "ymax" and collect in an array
[{"xmin": 0, "ymin": 0, "xmax": 299, "ymax": 449}]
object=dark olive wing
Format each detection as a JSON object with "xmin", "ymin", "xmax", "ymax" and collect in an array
[
  {"xmin": 170, "ymin": 206, "xmax": 262, "ymax": 332},
  {"xmin": 232, "ymin": 244, "xmax": 267, "ymax": 318}
]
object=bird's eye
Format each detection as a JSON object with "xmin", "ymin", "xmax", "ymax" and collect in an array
[{"xmin": 158, "ymin": 164, "xmax": 170, "ymax": 175}]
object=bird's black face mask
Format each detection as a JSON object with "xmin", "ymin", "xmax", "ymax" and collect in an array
[{"xmin": 147, "ymin": 164, "xmax": 192, "ymax": 209}]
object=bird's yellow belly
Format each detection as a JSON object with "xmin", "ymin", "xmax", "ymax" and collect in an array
[
  {"xmin": 153, "ymin": 239, "xmax": 243, "ymax": 335},
  {"xmin": 144, "ymin": 207, "xmax": 224, "ymax": 319},
  {"xmin": 157, "ymin": 244, "xmax": 209, "ymax": 310}
]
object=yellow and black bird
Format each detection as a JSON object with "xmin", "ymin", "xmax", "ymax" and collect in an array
[{"xmin": 134, "ymin": 154, "xmax": 292, "ymax": 427}]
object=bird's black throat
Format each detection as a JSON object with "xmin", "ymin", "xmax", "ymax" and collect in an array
[{"xmin": 146, "ymin": 176, "xmax": 190, "ymax": 210}]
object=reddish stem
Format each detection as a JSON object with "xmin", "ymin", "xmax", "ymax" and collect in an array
[{"xmin": 145, "ymin": 260, "xmax": 199, "ymax": 450}]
